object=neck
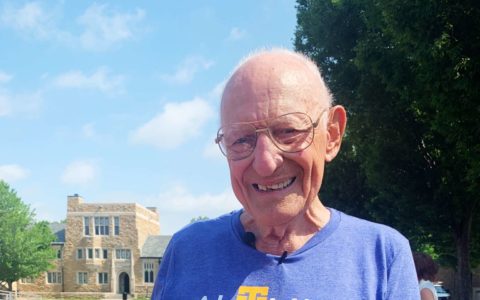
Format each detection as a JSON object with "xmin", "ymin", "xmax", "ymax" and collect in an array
[{"xmin": 240, "ymin": 199, "xmax": 330, "ymax": 255}]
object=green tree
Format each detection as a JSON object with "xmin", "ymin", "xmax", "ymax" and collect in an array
[
  {"xmin": 295, "ymin": 0, "xmax": 479, "ymax": 299},
  {"xmin": 190, "ymin": 216, "xmax": 209, "ymax": 223},
  {"xmin": 0, "ymin": 181, "xmax": 56, "ymax": 291}
]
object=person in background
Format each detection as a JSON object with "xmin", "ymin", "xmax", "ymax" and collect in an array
[
  {"xmin": 151, "ymin": 48, "xmax": 420, "ymax": 299},
  {"xmin": 413, "ymin": 252, "xmax": 440, "ymax": 300}
]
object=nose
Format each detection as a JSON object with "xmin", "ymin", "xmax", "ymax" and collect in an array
[{"xmin": 251, "ymin": 132, "xmax": 283, "ymax": 176}]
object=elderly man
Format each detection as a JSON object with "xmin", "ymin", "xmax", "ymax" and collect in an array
[{"xmin": 152, "ymin": 49, "xmax": 420, "ymax": 299}]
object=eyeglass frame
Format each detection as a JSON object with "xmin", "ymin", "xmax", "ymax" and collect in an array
[{"xmin": 215, "ymin": 109, "xmax": 330, "ymax": 161}]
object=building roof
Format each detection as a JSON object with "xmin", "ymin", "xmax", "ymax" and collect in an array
[
  {"xmin": 141, "ymin": 235, "xmax": 172, "ymax": 258},
  {"xmin": 49, "ymin": 222, "xmax": 66, "ymax": 243}
]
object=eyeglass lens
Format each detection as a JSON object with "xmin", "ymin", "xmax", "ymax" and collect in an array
[{"xmin": 218, "ymin": 113, "xmax": 315, "ymax": 160}]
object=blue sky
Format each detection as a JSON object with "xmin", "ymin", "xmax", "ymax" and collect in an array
[{"xmin": 0, "ymin": 0, "xmax": 297, "ymax": 235}]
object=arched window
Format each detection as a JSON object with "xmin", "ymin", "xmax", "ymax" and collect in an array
[
  {"xmin": 149, "ymin": 270, "xmax": 154, "ymax": 282},
  {"xmin": 143, "ymin": 261, "xmax": 155, "ymax": 283}
]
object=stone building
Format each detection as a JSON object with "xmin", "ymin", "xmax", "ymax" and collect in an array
[{"xmin": 16, "ymin": 194, "xmax": 171, "ymax": 298}]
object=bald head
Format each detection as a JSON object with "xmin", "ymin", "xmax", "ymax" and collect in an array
[{"xmin": 221, "ymin": 49, "xmax": 332, "ymax": 125}]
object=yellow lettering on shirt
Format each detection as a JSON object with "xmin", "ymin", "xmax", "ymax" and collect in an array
[{"xmin": 236, "ymin": 286, "xmax": 269, "ymax": 300}]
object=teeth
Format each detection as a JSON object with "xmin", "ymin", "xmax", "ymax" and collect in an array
[{"xmin": 256, "ymin": 178, "xmax": 294, "ymax": 191}]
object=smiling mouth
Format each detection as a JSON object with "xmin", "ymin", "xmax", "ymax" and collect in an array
[{"xmin": 253, "ymin": 177, "xmax": 296, "ymax": 192}]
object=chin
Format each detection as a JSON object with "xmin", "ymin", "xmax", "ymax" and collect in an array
[{"xmin": 253, "ymin": 203, "xmax": 305, "ymax": 226}]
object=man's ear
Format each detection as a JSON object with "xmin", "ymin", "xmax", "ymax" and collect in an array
[{"xmin": 325, "ymin": 105, "xmax": 347, "ymax": 162}]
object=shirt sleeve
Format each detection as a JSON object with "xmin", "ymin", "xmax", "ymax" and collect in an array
[{"xmin": 385, "ymin": 237, "xmax": 420, "ymax": 300}]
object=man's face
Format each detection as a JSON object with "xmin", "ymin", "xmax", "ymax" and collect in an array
[{"xmin": 221, "ymin": 54, "xmax": 330, "ymax": 226}]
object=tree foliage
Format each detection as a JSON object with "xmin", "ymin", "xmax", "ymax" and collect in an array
[
  {"xmin": 190, "ymin": 216, "xmax": 209, "ymax": 224},
  {"xmin": 295, "ymin": 0, "xmax": 479, "ymax": 299},
  {"xmin": 0, "ymin": 181, "xmax": 56, "ymax": 291}
]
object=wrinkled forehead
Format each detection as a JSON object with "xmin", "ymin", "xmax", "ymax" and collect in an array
[{"xmin": 220, "ymin": 53, "xmax": 327, "ymax": 126}]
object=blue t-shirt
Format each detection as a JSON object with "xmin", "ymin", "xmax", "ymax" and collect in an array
[{"xmin": 152, "ymin": 208, "xmax": 420, "ymax": 300}]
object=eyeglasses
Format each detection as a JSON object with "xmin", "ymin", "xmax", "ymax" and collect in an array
[{"xmin": 215, "ymin": 111, "xmax": 328, "ymax": 161}]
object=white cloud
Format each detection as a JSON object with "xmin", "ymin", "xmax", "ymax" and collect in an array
[
  {"xmin": 0, "ymin": 91, "xmax": 11, "ymax": 116},
  {"xmin": 0, "ymin": 2, "xmax": 145, "ymax": 51},
  {"xmin": 61, "ymin": 160, "xmax": 98, "ymax": 185},
  {"xmin": 146, "ymin": 184, "xmax": 241, "ymax": 234},
  {"xmin": 159, "ymin": 56, "xmax": 214, "ymax": 85},
  {"xmin": 153, "ymin": 184, "xmax": 238, "ymax": 212},
  {"xmin": 53, "ymin": 67, "xmax": 125, "ymax": 96},
  {"xmin": 0, "ymin": 2, "xmax": 57, "ymax": 40},
  {"xmin": 0, "ymin": 164, "xmax": 30, "ymax": 182},
  {"xmin": 227, "ymin": 27, "xmax": 247, "ymax": 41},
  {"xmin": 0, "ymin": 88, "xmax": 42, "ymax": 117},
  {"xmin": 0, "ymin": 71, "xmax": 13, "ymax": 84},
  {"xmin": 81, "ymin": 122, "xmax": 111, "ymax": 142},
  {"xmin": 78, "ymin": 3, "xmax": 145, "ymax": 51},
  {"xmin": 130, "ymin": 97, "xmax": 214, "ymax": 149}
]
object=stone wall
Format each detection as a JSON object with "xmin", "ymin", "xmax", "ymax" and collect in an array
[
  {"xmin": 133, "ymin": 205, "xmax": 160, "ymax": 290},
  {"xmin": 135, "ymin": 284, "xmax": 155, "ymax": 298}
]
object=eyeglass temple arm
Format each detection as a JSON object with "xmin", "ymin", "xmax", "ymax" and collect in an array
[{"xmin": 215, "ymin": 134, "xmax": 223, "ymax": 144}]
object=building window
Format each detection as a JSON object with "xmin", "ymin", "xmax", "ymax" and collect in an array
[
  {"xmin": 20, "ymin": 277, "xmax": 34, "ymax": 284},
  {"xmin": 47, "ymin": 272, "xmax": 62, "ymax": 284},
  {"xmin": 77, "ymin": 272, "xmax": 88, "ymax": 284},
  {"xmin": 77, "ymin": 248, "xmax": 84, "ymax": 259},
  {"xmin": 115, "ymin": 249, "xmax": 131, "ymax": 260},
  {"xmin": 144, "ymin": 262, "xmax": 155, "ymax": 283},
  {"xmin": 57, "ymin": 249, "xmax": 62, "ymax": 259},
  {"xmin": 94, "ymin": 248, "xmax": 108, "ymax": 259},
  {"xmin": 98, "ymin": 272, "xmax": 108, "ymax": 284},
  {"xmin": 114, "ymin": 216, "xmax": 120, "ymax": 235},
  {"xmin": 84, "ymin": 216, "xmax": 90, "ymax": 236},
  {"xmin": 95, "ymin": 216, "xmax": 109, "ymax": 235},
  {"xmin": 87, "ymin": 248, "xmax": 93, "ymax": 259}
]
